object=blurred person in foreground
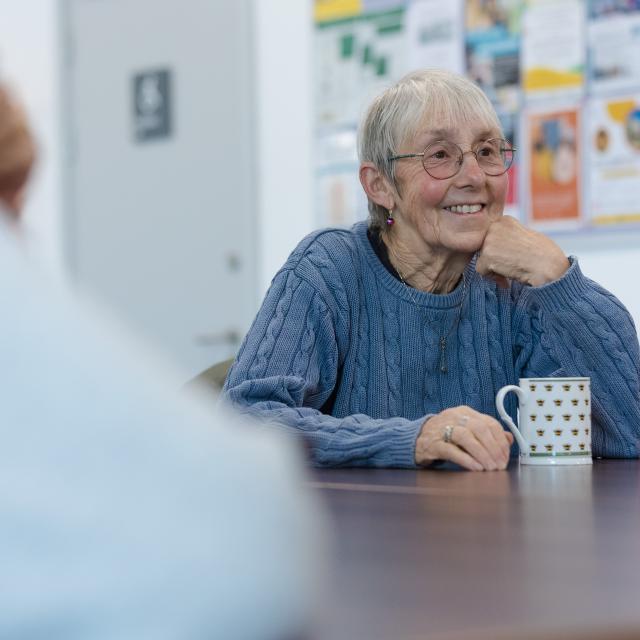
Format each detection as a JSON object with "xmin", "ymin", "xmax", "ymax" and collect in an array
[
  {"xmin": 0, "ymin": 85, "xmax": 325, "ymax": 639},
  {"xmin": 224, "ymin": 69, "xmax": 640, "ymax": 470}
]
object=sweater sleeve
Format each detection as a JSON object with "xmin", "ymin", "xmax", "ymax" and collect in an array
[
  {"xmin": 511, "ymin": 257, "xmax": 640, "ymax": 458},
  {"xmin": 223, "ymin": 264, "xmax": 423, "ymax": 468}
]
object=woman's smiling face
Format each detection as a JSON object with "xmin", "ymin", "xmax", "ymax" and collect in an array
[{"xmin": 391, "ymin": 117, "xmax": 509, "ymax": 258}]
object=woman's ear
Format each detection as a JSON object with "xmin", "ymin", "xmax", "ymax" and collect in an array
[{"xmin": 359, "ymin": 162, "xmax": 395, "ymax": 211}]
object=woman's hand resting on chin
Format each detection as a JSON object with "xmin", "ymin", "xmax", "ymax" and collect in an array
[{"xmin": 476, "ymin": 216, "xmax": 569, "ymax": 288}]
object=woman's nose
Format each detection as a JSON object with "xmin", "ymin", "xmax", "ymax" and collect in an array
[{"xmin": 455, "ymin": 150, "xmax": 485, "ymax": 187}]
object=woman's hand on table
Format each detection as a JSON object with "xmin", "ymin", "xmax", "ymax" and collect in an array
[
  {"xmin": 476, "ymin": 216, "xmax": 569, "ymax": 288},
  {"xmin": 415, "ymin": 406, "xmax": 514, "ymax": 471}
]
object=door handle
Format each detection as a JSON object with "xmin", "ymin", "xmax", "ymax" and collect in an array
[{"xmin": 194, "ymin": 329, "xmax": 242, "ymax": 346}]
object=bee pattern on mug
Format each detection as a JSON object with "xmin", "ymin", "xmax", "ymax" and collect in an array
[{"xmin": 496, "ymin": 378, "xmax": 591, "ymax": 463}]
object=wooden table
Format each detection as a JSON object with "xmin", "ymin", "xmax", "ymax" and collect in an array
[{"xmin": 311, "ymin": 461, "xmax": 640, "ymax": 640}]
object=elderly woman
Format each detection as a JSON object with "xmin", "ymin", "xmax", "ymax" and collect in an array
[{"xmin": 224, "ymin": 69, "xmax": 640, "ymax": 469}]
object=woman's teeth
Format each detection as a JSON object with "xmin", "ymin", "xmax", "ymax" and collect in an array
[{"xmin": 444, "ymin": 204, "xmax": 483, "ymax": 214}]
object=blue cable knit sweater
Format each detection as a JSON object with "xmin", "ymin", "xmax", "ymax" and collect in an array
[{"xmin": 224, "ymin": 221, "xmax": 640, "ymax": 467}]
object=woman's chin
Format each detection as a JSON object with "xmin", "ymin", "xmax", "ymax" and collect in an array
[{"xmin": 442, "ymin": 229, "xmax": 488, "ymax": 256}]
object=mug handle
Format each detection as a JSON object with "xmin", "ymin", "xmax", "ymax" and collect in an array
[{"xmin": 496, "ymin": 385, "xmax": 529, "ymax": 454}]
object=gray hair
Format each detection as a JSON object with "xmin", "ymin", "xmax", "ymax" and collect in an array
[{"xmin": 358, "ymin": 69, "xmax": 503, "ymax": 230}]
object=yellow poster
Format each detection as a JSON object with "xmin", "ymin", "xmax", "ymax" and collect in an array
[
  {"xmin": 522, "ymin": 0, "xmax": 585, "ymax": 96},
  {"xmin": 315, "ymin": 0, "xmax": 362, "ymax": 23},
  {"xmin": 589, "ymin": 95, "xmax": 640, "ymax": 226}
]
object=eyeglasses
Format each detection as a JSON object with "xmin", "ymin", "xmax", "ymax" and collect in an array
[{"xmin": 388, "ymin": 138, "xmax": 516, "ymax": 180}]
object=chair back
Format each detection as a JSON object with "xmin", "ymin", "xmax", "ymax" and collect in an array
[{"xmin": 186, "ymin": 357, "xmax": 234, "ymax": 393}]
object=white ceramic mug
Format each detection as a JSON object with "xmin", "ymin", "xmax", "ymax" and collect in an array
[{"xmin": 496, "ymin": 377, "xmax": 592, "ymax": 465}]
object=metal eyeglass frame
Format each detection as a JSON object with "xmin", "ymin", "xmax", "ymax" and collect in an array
[{"xmin": 387, "ymin": 138, "xmax": 516, "ymax": 180}]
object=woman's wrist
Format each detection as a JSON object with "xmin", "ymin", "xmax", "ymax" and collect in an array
[{"xmin": 528, "ymin": 254, "xmax": 570, "ymax": 287}]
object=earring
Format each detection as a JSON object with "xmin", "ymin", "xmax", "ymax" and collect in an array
[{"xmin": 386, "ymin": 209, "xmax": 395, "ymax": 226}]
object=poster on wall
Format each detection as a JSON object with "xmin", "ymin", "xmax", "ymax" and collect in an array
[
  {"xmin": 526, "ymin": 107, "xmax": 583, "ymax": 228},
  {"xmin": 315, "ymin": 7, "xmax": 406, "ymax": 130},
  {"xmin": 465, "ymin": 0, "xmax": 522, "ymax": 113},
  {"xmin": 521, "ymin": 0, "xmax": 585, "ymax": 99},
  {"xmin": 498, "ymin": 110, "xmax": 519, "ymax": 218},
  {"xmin": 405, "ymin": 0, "xmax": 464, "ymax": 74},
  {"xmin": 315, "ymin": 127, "xmax": 365, "ymax": 227},
  {"xmin": 588, "ymin": 95, "xmax": 640, "ymax": 225},
  {"xmin": 464, "ymin": 0, "xmax": 523, "ymax": 218},
  {"xmin": 316, "ymin": 17, "xmax": 365, "ymax": 130},
  {"xmin": 587, "ymin": 2, "xmax": 640, "ymax": 95},
  {"xmin": 317, "ymin": 170, "xmax": 368, "ymax": 227},
  {"xmin": 315, "ymin": 8, "xmax": 406, "ymax": 127},
  {"xmin": 315, "ymin": 5, "xmax": 407, "ymax": 226}
]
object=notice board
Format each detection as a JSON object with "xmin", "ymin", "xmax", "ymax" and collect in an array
[{"xmin": 314, "ymin": 0, "xmax": 640, "ymax": 237}]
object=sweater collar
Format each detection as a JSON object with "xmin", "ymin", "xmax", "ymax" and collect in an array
[{"xmin": 355, "ymin": 221, "xmax": 475, "ymax": 310}]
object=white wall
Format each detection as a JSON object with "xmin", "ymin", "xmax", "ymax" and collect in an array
[
  {"xmin": 253, "ymin": 0, "xmax": 315, "ymax": 295},
  {"xmin": 0, "ymin": 0, "xmax": 314, "ymax": 298},
  {"xmin": 558, "ymin": 236, "xmax": 640, "ymax": 328}
]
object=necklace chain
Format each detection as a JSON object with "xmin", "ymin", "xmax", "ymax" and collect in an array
[{"xmin": 394, "ymin": 266, "xmax": 468, "ymax": 374}]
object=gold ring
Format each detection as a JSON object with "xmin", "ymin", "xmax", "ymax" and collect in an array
[{"xmin": 443, "ymin": 425, "xmax": 454, "ymax": 443}]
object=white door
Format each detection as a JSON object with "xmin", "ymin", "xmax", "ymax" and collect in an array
[{"xmin": 64, "ymin": 0, "xmax": 257, "ymax": 379}]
